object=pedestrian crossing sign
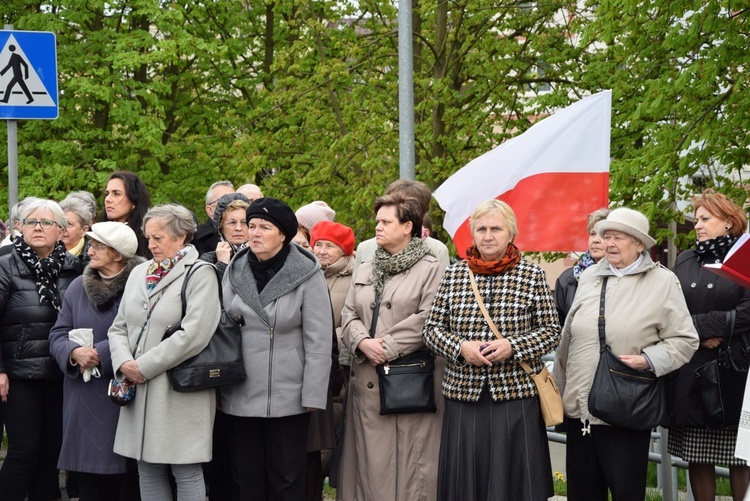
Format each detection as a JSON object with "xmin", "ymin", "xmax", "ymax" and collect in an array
[{"xmin": 0, "ymin": 30, "xmax": 58, "ymax": 120}]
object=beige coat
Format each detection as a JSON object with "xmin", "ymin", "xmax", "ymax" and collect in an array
[
  {"xmin": 553, "ymin": 252, "xmax": 699, "ymax": 426},
  {"xmin": 324, "ymin": 254, "xmax": 355, "ymax": 365},
  {"xmin": 336, "ymin": 254, "xmax": 444, "ymax": 501},
  {"xmin": 108, "ymin": 248, "xmax": 221, "ymax": 463}
]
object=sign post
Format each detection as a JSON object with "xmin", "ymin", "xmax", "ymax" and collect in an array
[{"xmin": 1, "ymin": 28, "xmax": 58, "ymax": 219}]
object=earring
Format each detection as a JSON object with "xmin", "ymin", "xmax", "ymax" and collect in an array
[{"xmin": 725, "ymin": 226, "xmax": 731, "ymax": 231}]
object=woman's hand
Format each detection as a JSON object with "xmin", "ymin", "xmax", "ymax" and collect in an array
[
  {"xmin": 460, "ymin": 341, "xmax": 492, "ymax": 367},
  {"xmin": 119, "ymin": 360, "xmax": 146, "ymax": 383},
  {"xmin": 618, "ymin": 354, "xmax": 650, "ymax": 370},
  {"xmin": 71, "ymin": 347, "xmax": 100, "ymax": 370},
  {"xmin": 215, "ymin": 241, "xmax": 232, "ymax": 264},
  {"xmin": 357, "ymin": 338, "xmax": 386, "ymax": 366},
  {"xmin": 700, "ymin": 337, "xmax": 722, "ymax": 350},
  {"xmin": 0, "ymin": 372, "xmax": 8, "ymax": 403}
]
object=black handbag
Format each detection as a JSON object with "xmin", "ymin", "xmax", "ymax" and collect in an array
[
  {"xmin": 377, "ymin": 350, "xmax": 437, "ymax": 415},
  {"xmin": 695, "ymin": 310, "xmax": 749, "ymax": 429},
  {"xmin": 369, "ymin": 294, "xmax": 436, "ymax": 416},
  {"xmin": 587, "ymin": 277, "xmax": 667, "ymax": 430},
  {"xmin": 163, "ymin": 262, "xmax": 247, "ymax": 392}
]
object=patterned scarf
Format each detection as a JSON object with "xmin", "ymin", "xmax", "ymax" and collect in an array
[
  {"xmin": 14, "ymin": 236, "xmax": 67, "ymax": 311},
  {"xmin": 694, "ymin": 235, "xmax": 736, "ymax": 265},
  {"xmin": 572, "ymin": 251, "xmax": 598, "ymax": 281},
  {"xmin": 146, "ymin": 246, "xmax": 190, "ymax": 292},
  {"xmin": 373, "ymin": 238, "xmax": 431, "ymax": 299},
  {"xmin": 466, "ymin": 243, "xmax": 521, "ymax": 275}
]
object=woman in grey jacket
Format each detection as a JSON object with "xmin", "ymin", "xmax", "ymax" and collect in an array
[{"xmin": 220, "ymin": 197, "xmax": 333, "ymax": 501}]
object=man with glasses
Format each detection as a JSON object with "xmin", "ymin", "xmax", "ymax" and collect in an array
[{"xmin": 193, "ymin": 181, "xmax": 234, "ymax": 255}]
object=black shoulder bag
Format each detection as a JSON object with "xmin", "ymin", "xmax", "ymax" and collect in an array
[
  {"xmin": 162, "ymin": 262, "xmax": 247, "ymax": 392},
  {"xmin": 695, "ymin": 309, "xmax": 750, "ymax": 429},
  {"xmin": 587, "ymin": 276, "xmax": 668, "ymax": 430},
  {"xmin": 372, "ymin": 293, "xmax": 437, "ymax": 415}
]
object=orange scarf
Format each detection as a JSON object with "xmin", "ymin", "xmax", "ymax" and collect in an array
[{"xmin": 466, "ymin": 243, "xmax": 521, "ymax": 275}]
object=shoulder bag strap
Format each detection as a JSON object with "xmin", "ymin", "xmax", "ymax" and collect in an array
[
  {"xmin": 597, "ymin": 276, "xmax": 609, "ymax": 351},
  {"xmin": 467, "ymin": 267, "xmax": 534, "ymax": 375},
  {"xmin": 369, "ymin": 292, "xmax": 381, "ymax": 338},
  {"xmin": 132, "ymin": 290, "xmax": 165, "ymax": 356}
]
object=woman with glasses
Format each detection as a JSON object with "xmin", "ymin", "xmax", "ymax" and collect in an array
[
  {"xmin": 59, "ymin": 194, "xmax": 95, "ymax": 263},
  {"xmin": 49, "ymin": 222, "xmax": 145, "ymax": 500},
  {"xmin": 0, "ymin": 199, "xmax": 82, "ymax": 501},
  {"xmin": 198, "ymin": 193, "xmax": 250, "ymax": 278},
  {"xmin": 101, "ymin": 171, "xmax": 152, "ymax": 259}
]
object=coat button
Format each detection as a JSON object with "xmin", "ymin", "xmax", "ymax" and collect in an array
[
  {"xmin": 384, "ymin": 301, "xmax": 392, "ymax": 309},
  {"xmin": 143, "ymin": 302, "xmax": 149, "ymax": 309},
  {"xmin": 690, "ymin": 282, "xmax": 697, "ymax": 288},
  {"xmin": 707, "ymin": 283, "xmax": 714, "ymax": 289},
  {"xmin": 367, "ymin": 382, "xmax": 374, "ymax": 389}
]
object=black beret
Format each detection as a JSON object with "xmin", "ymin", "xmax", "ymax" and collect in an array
[{"xmin": 245, "ymin": 197, "xmax": 298, "ymax": 245}]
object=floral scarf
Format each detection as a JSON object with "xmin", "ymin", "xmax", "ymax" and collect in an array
[
  {"xmin": 694, "ymin": 235, "xmax": 736, "ymax": 265},
  {"xmin": 572, "ymin": 251, "xmax": 598, "ymax": 281},
  {"xmin": 373, "ymin": 238, "xmax": 431, "ymax": 299},
  {"xmin": 146, "ymin": 246, "xmax": 190, "ymax": 292},
  {"xmin": 14, "ymin": 236, "xmax": 67, "ymax": 311},
  {"xmin": 466, "ymin": 243, "xmax": 521, "ymax": 275}
]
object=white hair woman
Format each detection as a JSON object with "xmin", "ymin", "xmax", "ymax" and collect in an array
[
  {"xmin": 108, "ymin": 204, "xmax": 221, "ymax": 501},
  {"xmin": 0, "ymin": 199, "xmax": 82, "ymax": 500},
  {"xmin": 59, "ymin": 195, "xmax": 94, "ymax": 261}
]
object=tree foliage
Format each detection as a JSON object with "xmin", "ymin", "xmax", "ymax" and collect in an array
[{"xmin": 0, "ymin": 0, "xmax": 747, "ymax": 250}]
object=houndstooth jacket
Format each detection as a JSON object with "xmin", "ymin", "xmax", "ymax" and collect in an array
[{"xmin": 423, "ymin": 259, "xmax": 560, "ymax": 402}]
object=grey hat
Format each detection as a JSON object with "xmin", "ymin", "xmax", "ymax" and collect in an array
[
  {"xmin": 86, "ymin": 222, "xmax": 138, "ymax": 258},
  {"xmin": 595, "ymin": 208, "xmax": 657, "ymax": 250},
  {"xmin": 213, "ymin": 193, "xmax": 251, "ymax": 228}
]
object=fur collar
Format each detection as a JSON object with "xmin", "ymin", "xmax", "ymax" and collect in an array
[{"xmin": 82, "ymin": 257, "xmax": 145, "ymax": 310}]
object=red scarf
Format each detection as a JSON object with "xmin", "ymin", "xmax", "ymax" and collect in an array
[{"xmin": 466, "ymin": 243, "xmax": 521, "ymax": 275}]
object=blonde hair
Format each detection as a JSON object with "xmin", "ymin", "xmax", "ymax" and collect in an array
[{"xmin": 469, "ymin": 200, "xmax": 518, "ymax": 239}]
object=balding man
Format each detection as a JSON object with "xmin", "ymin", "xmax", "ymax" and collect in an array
[
  {"xmin": 193, "ymin": 181, "xmax": 235, "ymax": 255},
  {"xmin": 237, "ymin": 184, "xmax": 264, "ymax": 202}
]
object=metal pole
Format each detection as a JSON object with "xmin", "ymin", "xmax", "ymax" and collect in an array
[
  {"xmin": 5, "ymin": 23, "xmax": 18, "ymax": 216},
  {"xmin": 397, "ymin": 0, "xmax": 415, "ymax": 180}
]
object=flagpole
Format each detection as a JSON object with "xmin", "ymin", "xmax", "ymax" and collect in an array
[
  {"xmin": 398, "ymin": 0, "xmax": 415, "ymax": 180},
  {"xmin": 5, "ymin": 23, "xmax": 18, "ymax": 214}
]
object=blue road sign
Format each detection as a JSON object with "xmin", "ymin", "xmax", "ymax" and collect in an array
[{"xmin": 0, "ymin": 30, "xmax": 58, "ymax": 120}]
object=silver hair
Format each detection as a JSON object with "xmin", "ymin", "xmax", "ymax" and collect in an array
[
  {"xmin": 586, "ymin": 208, "xmax": 611, "ymax": 234},
  {"xmin": 19, "ymin": 199, "xmax": 67, "ymax": 228},
  {"xmin": 142, "ymin": 204, "xmax": 197, "ymax": 244},
  {"xmin": 65, "ymin": 191, "xmax": 97, "ymax": 223},
  {"xmin": 10, "ymin": 196, "xmax": 43, "ymax": 224},
  {"xmin": 205, "ymin": 181, "xmax": 234, "ymax": 205},
  {"xmin": 59, "ymin": 195, "xmax": 94, "ymax": 227}
]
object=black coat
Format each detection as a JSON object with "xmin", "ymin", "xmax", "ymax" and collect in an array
[
  {"xmin": 668, "ymin": 249, "xmax": 750, "ymax": 427},
  {"xmin": 0, "ymin": 249, "xmax": 82, "ymax": 379},
  {"xmin": 554, "ymin": 266, "xmax": 577, "ymax": 327},
  {"xmin": 193, "ymin": 218, "xmax": 220, "ymax": 256}
]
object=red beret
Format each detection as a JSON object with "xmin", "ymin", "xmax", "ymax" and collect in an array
[{"xmin": 310, "ymin": 221, "xmax": 355, "ymax": 256}]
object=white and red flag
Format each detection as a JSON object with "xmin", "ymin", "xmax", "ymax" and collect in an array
[{"xmin": 434, "ymin": 90, "xmax": 611, "ymax": 258}]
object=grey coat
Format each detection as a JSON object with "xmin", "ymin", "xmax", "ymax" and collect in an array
[
  {"xmin": 108, "ymin": 247, "xmax": 221, "ymax": 463},
  {"xmin": 220, "ymin": 244, "xmax": 333, "ymax": 417}
]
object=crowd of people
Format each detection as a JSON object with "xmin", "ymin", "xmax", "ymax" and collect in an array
[{"xmin": 0, "ymin": 172, "xmax": 748, "ymax": 501}]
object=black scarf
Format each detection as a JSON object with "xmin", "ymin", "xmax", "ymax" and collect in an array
[
  {"xmin": 248, "ymin": 244, "xmax": 291, "ymax": 292},
  {"xmin": 694, "ymin": 235, "xmax": 736, "ymax": 264},
  {"xmin": 13, "ymin": 236, "xmax": 67, "ymax": 311}
]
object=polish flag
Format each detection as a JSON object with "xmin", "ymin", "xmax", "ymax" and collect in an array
[{"xmin": 434, "ymin": 90, "xmax": 611, "ymax": 257}]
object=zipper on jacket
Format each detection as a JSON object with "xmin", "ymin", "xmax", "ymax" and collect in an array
[{"xmin": 266, "ymin": 326, "xmax": 274, "ymax": 416}]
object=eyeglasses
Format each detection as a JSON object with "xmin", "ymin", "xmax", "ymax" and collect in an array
[
  {"xmin": 223, "ymin": 220, "xmax": 248, "ymax": 228},
  {"xmin": 23, "ymin": 219, "xmax": 58, "ymax": 229},
  {"xmin": 206, "ymin": 197, "xmax": 222, "ymax": 208},
  {"xmin": 89, "ymin": 241, "xmax": 111, "ymax": 251}
]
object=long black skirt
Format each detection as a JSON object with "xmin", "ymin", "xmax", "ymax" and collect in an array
[{"xmin": 437, "ymin": 387, "xmax": 554, "ymax": 501}]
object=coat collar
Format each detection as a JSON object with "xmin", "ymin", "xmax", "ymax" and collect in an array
[
  {"xmin": 591, "ymin": 251, "xmax": 658, "ymax": 277},
  {"xmin": 142, "ymin": 247, "xmax": 199, "ymax": 298},
  {"xmin": 228, "ymin": 244, "xmax": 321, "ymax": 322}
]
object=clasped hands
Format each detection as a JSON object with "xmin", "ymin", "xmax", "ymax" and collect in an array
[{"xmin": 461, "ymin": 339, "xmax": 512, "ymax": 367}]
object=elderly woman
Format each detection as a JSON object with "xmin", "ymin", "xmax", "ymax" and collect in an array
[
  {"xmin": 336, "ymin": 194, "xmax": 444, "ymax": 501},
  {"xmin": 423, "ymin": 199, "xmax": 558, "ymax": 501},
  {"xmin": 101, "ymin": 171, "xmax": 152, "ymax": 258},
  {"xmin": 553, "ymin": 207, "xmax": 699, "ymax": 500},
  {"xmin": 668, "ymin": 190, "xmax": 750, "ymax": 501},
  {"xmin": 220, "ymin": 197, "xmax": 332, "ymax": 500},
  {"xmin": 0, "ymin": 199, "xmax": 82, "ymax": 501},
  {"xmin": 59, "ymin": 194, "xmax": 94, "ymax": 262},
  {"xmin": 199, "ymin": 193, "xmax": 250, "ymax": 275},
  {"xmin": 49, "ymin": 222, "xmax": 145, "ymax": 500},
  {"xmin": 108, "ymin": 204, "xmax": 221, "ymax": 501},
  {"xmin": 555, "ymin": 208, "xmax": 610, "ymax": 325}
]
